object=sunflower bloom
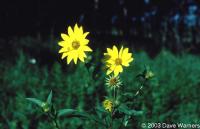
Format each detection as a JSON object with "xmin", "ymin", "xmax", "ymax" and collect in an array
[
  {"xmin": 103, "ymin": 99, "xmax": 113, "ymax": 112},
  {"xmin": 104, "ymin": 45, "xmax": 133, "ymax": 76},
  {"xmin": 58, "ymin": 24, "xmax": 92, "ymax": 64}
]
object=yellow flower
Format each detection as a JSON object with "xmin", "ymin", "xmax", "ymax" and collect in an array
[
  {"xmin": 103, "ymin": 99, "xmax": 113, "ymax": 112},
  {"xmin": 104, "ymin": 45, "xmax": 133, "ymax": 76},
  {"xmin": 58, "ymin": 24, "xmax": 92, "ymax": 64}
]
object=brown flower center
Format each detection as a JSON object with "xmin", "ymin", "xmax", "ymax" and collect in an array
[
  {"xmin": 109, "ymin": 77, "xmax": 117, "ymax": 86},
  {"xmin": 72, "ymin": 41, "xmax": 80, "ymax": 49},
  {"xmin": 115, "ymin": 58, "xmax": 122, "ymax": 65}
]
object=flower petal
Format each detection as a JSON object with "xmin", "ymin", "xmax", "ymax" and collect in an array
[
  {"xmin": 114, "ymin": 68, "xmax": 120, "ymax": 77},
  {"xmin": 61, "ymin": 52, "xmax": 69, "ymax": 59},
  {"xmin": 116, "ymin": 65, "xmax": 123, "ymax": 73},
  {"xmin": 81, "ymin": 39, "xmax": 89, "ymax": 45},
  {"xmin": 119, "ymin": 46, "xmax": 123, "ymax": 58},
  {"xmin": 82, "ymin": 32, "xmax": 89, "ymax": 38},
  {"xmin": 78, "ymin": 51, "xmax": 86, "ymax": 62},
  {"xmin": 58, "ymin": 41, "xmax": 66, "ymax": 47},
  {"xmin": 61, "ymin": 33, "xmax": 70, "ymax": 41},
  {"xmin": 68, "ymin": 26, "xmax": 74, "ymax": 37},
  {"xmin": 67, "ymin": 54, "xmax": 73, "ymax": 64},
  {"xmin": 82, "ymin": 46, "xmax": 92, "ymax": 52},
  {"xmin": 79, "ymin": 26, "xmax": 83, "ymax": 35},
  {"xmin": 59, "ymin": 47, "xmax": 70, "ymax": 53},
  {"xmin": 74, "ymin": 24, "xmax": 79, "ymax": 34},
  {"xmin": 106, "ymin": 69, "xmax": 113, "ymax": 75},
  {"xmin": 113, "ymin": 45, "xmax": 119, "ymax": 58}
]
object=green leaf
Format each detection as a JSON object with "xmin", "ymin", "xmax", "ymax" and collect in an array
[
  {"xmin": 79, "ymin": 113, "xmax": 106, "ymax": 126},
  {"xmin": 95, "ymin": 107, "xmax": 107, "ymax": 114},
  {"xmin": 118, "ymin": 104, "xmax": 143, "ymax": 116},
  {"xmin": 26, "ymin": 98, "xmax": 43, "ymax": 107},
  {"xmin": 95, "ymin": 107, "xmax": 108, "ymax": 119},
  {"xmin": 46, "ymin": 90, "xmax": 52, "ymax": 105},
  {"xmin": 58, "ymin": 109, "xmax": 77, "ymax": 117},
  {"xmin": 129, "ymin": 110, "xmax": 143, "ymax": 116},
  {"xmin": 124, "ymin": 120, "xmax": 129, "ymax": 127},
  {"xmin": 124, "ymin": 115, "xmax": 131, "ymax": 126},
  {"xmin": 65, "ymin": 112, "xmax": 92, "ymax": 119}
]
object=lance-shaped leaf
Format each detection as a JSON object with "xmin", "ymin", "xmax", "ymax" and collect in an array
[
  {"xmin": 95, "ymin": 107, "xmax": 108, "ymax": 119},
  {"xmin": 26, "ymin": 98, "xmax": 44, "ymax": 107},
  {"xmin": 58, "ymin": 109, "xmax": 77, "ymax": 117},
  {"xmin": 118, "ymin": 104, "xmax": 143, "ymax": 116},
  {"xmin": 46, "ymin": 90, "xmax": 52, "ymax": 105}
]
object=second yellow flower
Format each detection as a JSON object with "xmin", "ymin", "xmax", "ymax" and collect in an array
[{"xmin": 58, "ymin": 24, "xmax": 92, "ymax": 64}]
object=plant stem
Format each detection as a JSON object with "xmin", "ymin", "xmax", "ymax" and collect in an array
[
  {"xmin": 113, "ymin": 88, "xmax": 116, "ymax": 101},
  {"xmin": 53, "ymin": 118, "xmax": 60, "ymax": 129},
  {"xmin": 110, "ymin": 87, "xmax": 117, "ymax": 129},
  {"xmin": 134, "ymin": 81, "xmax": 145, "ymax": 97},
  {"xmin": 47, "ymin": 112, "xmax": 61, "ymax": 129},
  {"xmin": 118, "ymin": 116, "xmax": 125, "ymax": 129}
]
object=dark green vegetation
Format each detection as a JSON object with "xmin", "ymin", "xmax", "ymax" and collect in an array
[{"xmin": 1, "ymin": 38, "xmax": 200, "ymax": 129}]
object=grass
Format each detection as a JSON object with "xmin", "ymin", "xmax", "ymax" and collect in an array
[{"xmin": 1, "ymin": 40, "xmax": 200, "ymax": 129}]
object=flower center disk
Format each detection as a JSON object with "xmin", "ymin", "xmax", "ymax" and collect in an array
[
  {"xmin": 109, "ymin": 77, "xmax": 117, "ymax": 86},
  {"xmin": 115, "ymin": 58, "xmax": 122, "ymax": 65},
  {"xmin": 72, "ymin": 41, "xmax": 80, "ymax": 49}
]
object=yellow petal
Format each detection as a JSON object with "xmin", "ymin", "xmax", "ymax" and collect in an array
[
  {"xmin": 67, "ymin": 54, "xmax": 73, "ymax": 64},
  {"xmin": 82, "ymin": 32, "xmax": 89, "ymax": 38},
  {"xmin": 61, "ymin": 52, "xmax": 68, "ymax": 59},
  {"xmin": 73, "ymin": 56, "xmax": 78, "ymax": 64},
  {"xmin": 106, "ymin": 69, "xmax": 113, "ymax": 75},
  {"xmin": 78, "ymin": 55, "xmax": 85, "ymax": 62},
  {"xmin": 78, "ymin": 50, "xmax": 86, "ymax": 58},
  {"xmin": 106, "ymin": 59, "xmax": 115, "ymax": 65},
  {"xmin": 113, "ymin": 45, "xmax": 119, "ymax": 58},
  {"xmin": 122, "ymin": 61, "xmax": 130, "ymax": 67},
  {"xmin": 127, "ymin": 57, "xmax": 134, "ymax": 63},
  {"xmin": 58, "ymin": 41, "xmax": 66, "ymax": 47},
  {"xmin": 69, "ymin": 51, "xmax": 78, "ymax": 64},
  {"xmin": 79, "ymin": 26, "xmax": 83, "ymax": 35},
  {"xmin": 122, "ymin": 57, "xmax": 133, "ymax": 66},
  {"xmin": 81, "ymin": 39, "xmax": 89, "ymax": 45},
  {"xmin": 122, "ymin": 48, "xmax": 133, "ymax": 60},
  {"xmin": 106, "ymin": 48, "xmax": 113, "ymax": 55},
  {"xmin": 119, "ymin": 46, "xmax": 123, "ymax": 58},
  {"xmin": 59, "ymin": 47, "xmax": 69, "ymax": 53},
  {"xmin": 74, "ymin": 24, "xmax": 79, "ymax": 34},
  {"xmin": 61, "ymin": 33, "xmax": 69, "ymax": 41},
  {"xmin": 68, "ymin": 26, "xmax": 74, "ymax": 37},
  {"xmin": 114, "ymin": 68, "xmax": 120, "ymax": 77},
  {"xmin": 110, "ymin": 65, "xmax": 116, "ymax": 71},
  {"xmin": 78, "ymin": 51, "xmax": 86, "ymax": 62},
  {"xmin": 122, "ymin": 48, "xmax": 129, "ymax": 57},
  {"xmin": 116, "ymin": 65, "xmax": 123, "ymax": 72},
  {"xmin": 82, "ymin": 46, "xmax": 92, "ymax": 52}
]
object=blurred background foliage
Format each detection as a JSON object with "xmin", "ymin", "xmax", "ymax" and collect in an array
[
  {"xmin": 1, "ymin": 0, "xmax": 200, "ymax": 129},
  {"xmin": 1, "ymin": 40, "xmax": 200, "ymax": 128}
]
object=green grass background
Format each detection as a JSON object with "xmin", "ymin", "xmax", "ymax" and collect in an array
[{"xmin": 1, "ymin": 37, "xmax": 200, "ymax": 129}]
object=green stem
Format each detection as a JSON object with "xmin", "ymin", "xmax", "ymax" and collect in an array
[
  {"xmin": 53, "ymin": 118, "xmax": 60, "ymax": 129},
  {"xmin": 47, "ymin": 112, "xmax": 61, "ymax": 129},
  {"xmin": 111, "ymin": 116, "xmax": 113, "ymax": 129},
  {"xmin": 118, "ymin": 116, "xmax": 125, "ymax": 129},
  {"xmin": 110, "ymin": 87, "xmax": 118, "ymax": 129},
  {"xmin": 134, "ymin": 81, "xmax": 145, "ymax": 97},
  {"xmin": 113, "ymin": 88, "xmax": 116, "ymax": 101}
]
